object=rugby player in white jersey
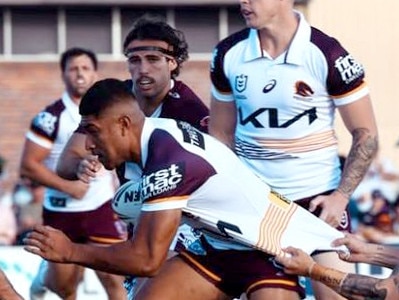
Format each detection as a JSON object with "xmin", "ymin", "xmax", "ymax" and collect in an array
[
  {"xmin": 24, "ymin": 79, "xmax": 349, "ymax": 300},
  {"xmin": 209, "ymin": 1, "xmax": 379, "ymax": 299}
]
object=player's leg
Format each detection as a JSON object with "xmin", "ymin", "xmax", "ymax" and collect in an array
[
  {"xmin": 296, "ymin": 196, "xmax": 355, "ymax": 300},
  {"xmin": 95, "ymin": 269, "xmax": 126, "ymax": 299},
  {"xmin": 40, "ymin": 209, "xmax": 85, "ymax": 299},
  {"xmin": 45, "ymin": 262, "xmax": 84, "ymax": 300},
  {"xmin": 311, "ymin": 251, "xmax": 355, "ymax": 300},
  {"xmin": 86, "ymin": 201, "xmax": 127, "ymax": 299},
  {"xmin": 136, "ymin": 256, "xmax": 230, "ymax": 300}
]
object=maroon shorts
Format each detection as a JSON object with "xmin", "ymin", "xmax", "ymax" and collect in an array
[
  {"xmin": 179, "ymin": 240, "xmax": 305, "ymax": 299},
  {"xmin": 43, "ymin": 200, "xmax": 126, "ymax": 245},
  {"xmin": 295, "ymin": 190, "xmax": 352, "ymax": 232}
]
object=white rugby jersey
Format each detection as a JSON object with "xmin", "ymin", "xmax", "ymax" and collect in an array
[
  {"xmin": 119, "ymin": 118, "xmax": 346, "ymax": 256},
  {"xmin": 210, "ymin": 12, "xmax": 369, "ymax": 200},
  {"xmin": 27, "ymin": 92, "xmax": 115, "ymax": 212}
]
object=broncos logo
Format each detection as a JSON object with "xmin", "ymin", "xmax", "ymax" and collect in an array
[{"xmin": 295, "ymin": 81, "xmax": 314, "ymax": 97}]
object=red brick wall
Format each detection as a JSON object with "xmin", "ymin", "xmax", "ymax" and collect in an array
[{"xmin": 0, "ymin": 60, "xmax": 211, "ymax": 189}]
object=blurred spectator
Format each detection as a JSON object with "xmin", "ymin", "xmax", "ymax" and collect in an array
[
  {"xmin": 12, "ymin": 177, "xmax": 44, "ymax": 245},
  {"xmin": 356, "ymin": 189, "xmax": 399, "ymax": 244},
  {"xmin": 0, "ymin": 156, "xmax": 17, "ymax": 246},
  {"xmin": 355, "ymin": 151, "xmax": 399, "ymax": 203}
]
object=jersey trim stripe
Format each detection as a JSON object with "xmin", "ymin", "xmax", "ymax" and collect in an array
[
  {"xmin": 179, "ymin": 251, "xmax": 221, "ymax": 282},
  {"xmin": 247, "ymin": 278, "xmax": 298, "ymax": 293},
  {"xmin": 254, "ymin": 130, "xmax": 338, "ymax": 153}
]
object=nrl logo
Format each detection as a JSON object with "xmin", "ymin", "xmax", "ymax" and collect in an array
[{"xmin": 235, "ymin": 74, "xmax": 248, "ymax": 93}]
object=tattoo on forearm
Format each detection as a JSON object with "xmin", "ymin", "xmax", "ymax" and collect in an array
[
  {"xmin": 340, "ymin": 274, "xmax": 387, "ymax": 299},
  {"xmin": 338, "ymin": 128, "xmax": 378, "ymax": 198}
]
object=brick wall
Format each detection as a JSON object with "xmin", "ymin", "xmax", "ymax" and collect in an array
[{"xmin": 0, "ymin": 60, "xmax": 211, "ymax": 189}]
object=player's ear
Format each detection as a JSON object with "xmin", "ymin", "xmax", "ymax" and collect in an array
[
  {"xmin": 118, "ymin": 115, "xmax": 131, "ymax": 135},
  {"xmin": 168, "ymin": 57, "xmax": 178, "ymax": 72}
]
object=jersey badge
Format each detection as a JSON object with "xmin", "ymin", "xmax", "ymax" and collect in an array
[
  {"xmin": 294, "ymin": 81, "xmax": 314, "ymax": 98},
  {"xmin": 33, "ymin": 111, "xmax": 57, "ymax": 136},
  {"xmin": 235, "ymin": 74, "xmax": 248, "ymax": 93}
]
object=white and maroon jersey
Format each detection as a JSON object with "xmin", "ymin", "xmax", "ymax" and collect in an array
[
  {"xmin": 27, "ymin": 92, "xmax": 115, "ymax": 212},
  {"xmin": 210, "ymin": 12, "xmax": 369, "ymax": 200},
  {"xmin": 116, "ymin": 79, "xmax": 209, "ymax": 185},
  {"xmin": 118, "ymin": 118, "xmax": 347, "ymax": 256}
]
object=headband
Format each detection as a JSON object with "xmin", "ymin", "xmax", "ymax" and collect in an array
[{"xmin": 124, "ymin": 46, "xmax": 175, "ymax": 58}]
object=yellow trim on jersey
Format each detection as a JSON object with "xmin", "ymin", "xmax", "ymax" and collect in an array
[
  {"xmin": 256, "ymin": 200, "xmax": 297, "ymax": 256},
  {"xmin": 331, "ymin": 81, "xmax": 367, "ymax": 99},
  {"xmin": 89, "ymin": 236, "xmax": 125, "ymax": 245},
  {"xmin": 146, "ymin": 195, "xmax": 189, "ymax": 204},
  {"xmin": 179, "ymin": 252, "xmax": 221, "ymax": 282},
  {"xmin": 247, "ymin": 279, "xmax": 298, "ymax": 293},
  {"xmin": 254, "ymin": 130, "xmax": 337, "ymax": 153}
]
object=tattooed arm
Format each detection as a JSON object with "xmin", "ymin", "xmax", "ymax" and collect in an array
[
  {"xmin": 333, "ymin": 233, "xmax": 399, "ymax": 269},
  {"xmin": 276, "ymin": 247, "xmax": 399, "ymax": 300},
  {"xmin": 309, "ymin": 96, "xmax": 378, "ymax": 227}
]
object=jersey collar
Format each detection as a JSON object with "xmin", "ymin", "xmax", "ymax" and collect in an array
[
  {"xmin": 61, "ymin": 91, "xmax": 80, "ymax": 124},
  {"xmin": 244, "ymin": 11, "xmax": 311, "ymax": 66}
]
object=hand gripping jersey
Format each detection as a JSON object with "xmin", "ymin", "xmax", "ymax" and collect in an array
[
  {"xmin": 27, "ymin": 92, "xmax": 115, "ymax": 212},
  {"xmin": 210, "ymin": 11, "xmax": 370, "ymax": 201},
  {"xmin": 114, "ymin": 118, "xmax": 347, "ymax": 256}
]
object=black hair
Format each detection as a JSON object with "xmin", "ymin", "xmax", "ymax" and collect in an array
[
  {"xmin": 60, "ymin": 47, "xmax": 98, "ymax": 72},
  {"xmin": 79, "ymin": 78, "xmax": 134, "ymax": 117},
  {"xmin": 123, "ymin": 15, "xmax": 188, "ymax": 78}
]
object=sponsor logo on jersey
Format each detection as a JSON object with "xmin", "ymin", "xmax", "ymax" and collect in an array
[
  {"xmin": 177, "ymin": 121, "xmax": 205, "ymax": 149},
  {"xmin": 235, "ymin": 74, "xmax": 248, "ymax": 93},
  {"xmin": 142, "ymin": 163, "xmax": 184, "ymax": 200},
  {"xmin": 262, "ymin": 79, "xmax": 277, "ymax": 93},
  {"xmin": 238, "ymin": 106, "xmax": 317, "ymax": 128},
  {"xmin": 334, "ymin": 54, "xmax": 364, "ymax": 84},
  {"xmin": 33, "ymin": 111, "xmax": 57, "ymax": 135}
]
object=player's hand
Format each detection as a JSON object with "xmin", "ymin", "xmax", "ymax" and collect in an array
[
  {"xmin": 332, "ymin": 233, "xmax": 371, "ymax": 263},
  {"xmin": 275, "ymin": 247, "xmax": 315, "ymax": 276},
  {"xmin": 24, "ymin": 225, "xmax": 75, "ymax": 263},
  {"xmin": 77, "ymin": 155, "xmax": 102, "ymax": 184},
  {"xmin": 309, "ymin": 191, "xmax": 348, "ymax": 228}
]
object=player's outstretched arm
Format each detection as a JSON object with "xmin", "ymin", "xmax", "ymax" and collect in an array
[
  {"xmin": 24, "ymin": 209, "xmax": 181, "ymax": 277},
  {"xmin": 276, "ymin": 246, "xmax": 399, "ymax": 300},
  {"xmin": 333, "ymin": 233, "xmax": 399, "ymax": 269}
]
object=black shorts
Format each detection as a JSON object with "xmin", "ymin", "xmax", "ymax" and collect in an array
[{"xmin": 178, "ymin": 239, "xmax": 305, "ymax": 299}]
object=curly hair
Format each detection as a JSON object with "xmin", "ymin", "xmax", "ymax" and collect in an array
[{"xmin": 123, "ymin": 15, "xmax": 189, "ymax": 78}]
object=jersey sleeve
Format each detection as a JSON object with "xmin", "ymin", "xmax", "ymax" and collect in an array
[
  {"xmin": 26, "ymin": 100, "xmax": 63, "ymax": 149},
  {"xmin": 312, "ymin": 28, "xmax": 369, "ymax": 106},
  {"xmin": 210, "ymin": 42, "xmax": 234, "ymax": 102},
  {"xmin": 140, "ymin": 127, "xmax": 216, "ymax": 212},
  {"xmin": 210, "ymin": 29, "xmax": 250, "ymax": 102}
]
